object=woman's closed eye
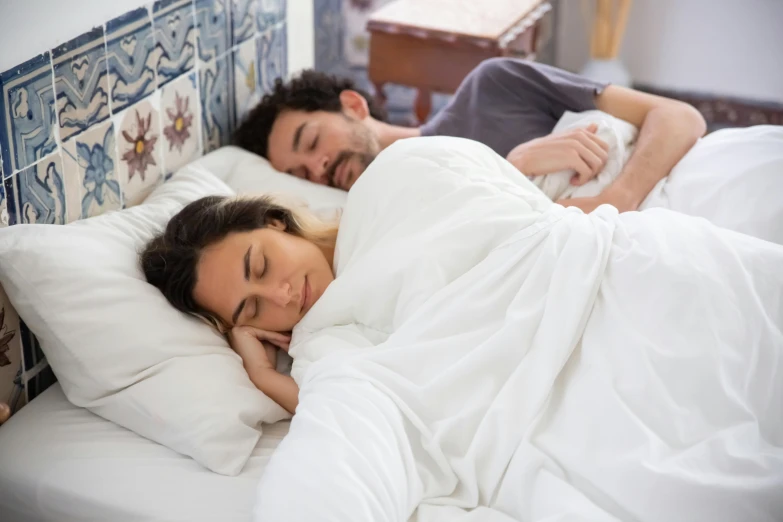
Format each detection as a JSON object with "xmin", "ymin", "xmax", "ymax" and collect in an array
[{"xmin": 309, "ymin": 135, "xmax": 319, "ymax": 151}]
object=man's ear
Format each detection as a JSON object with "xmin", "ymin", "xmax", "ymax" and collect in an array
[{"xmin": 339, "ymin": 90, "xmax": 371, "ymax": 120}]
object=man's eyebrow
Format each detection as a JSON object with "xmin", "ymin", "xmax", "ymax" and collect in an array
[{"xmin": 293, "ymin": 123, "xmax": 306, "ymax": 152}]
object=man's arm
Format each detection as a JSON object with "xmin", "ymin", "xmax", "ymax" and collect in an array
[{"xmin": 562, "ymin": 85, "xmax": 706, "ymax": 212}]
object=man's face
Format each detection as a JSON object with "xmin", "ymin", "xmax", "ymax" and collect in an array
[{"xmin": 266, "ymin": 108, "xmax": 380, "ymax": 191}]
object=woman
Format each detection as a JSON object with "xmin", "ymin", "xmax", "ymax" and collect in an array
[{"xmin": 141, "ymin": 194, "xmax": 338, "ymax": 414}]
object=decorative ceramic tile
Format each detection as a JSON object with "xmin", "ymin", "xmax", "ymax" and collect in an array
[
  {"xmin": 153, "ymin": 0, "xmax": 197, "ymax": 87},
  {"xmin": 0, "ymin": 288, "xmax": 23, "ymax": 413},
  {"xmin": 199, "ymin": 54, "xmax": 234, "ymax": 153},
  {"xmin": 231, "ymin": 0, "xmax": 256, "ymax": 46},
  {"xmin": 255, "ymin": 0, "xmax": 286, "ymax": 33},
  {"xmin": 161, "ymin": 72, "xmax": 201, "ymax": 175},
  {"xmin": 115, "ymin": 96, "xmax": 164, "ymax": 206},
  {"xmin": 233, "ymin": 38, "xmax": 261, "ymax": 125},
  {"xmin": 196, "ymin": 0, "xmax": 232, "ymax": 62},
  {"xmin": 0, "ymin": 177, "xmax": 6, "ymax": 228},
  {"xmin": 53, "ymin": 27, "xmax": 111, "ymax": 141},
  {"xmin": 256, "ymin": 22, "xmax": 287, "ymax": 94},
  {"xmin": 62, "ymin": 119, "xmax": 122, "ymax": 218},
  {"xmin": 314, "ymin": 0, "xmax": 343, "ymax": 74},
  {"xmin": 4, "ymin": 152, "xmax": 67, "ymax": 225},
  {"xmin": 106, "ymin": 7, "xmax": 158, "ymax": 114},
  {"xmin": 0, "ymin": 53, "xmax": 58, "ymax": 174}
]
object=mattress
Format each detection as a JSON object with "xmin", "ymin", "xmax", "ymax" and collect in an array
[{"xmin": 0, "ymin": 384, "xmax": 289, "ymax": 522}]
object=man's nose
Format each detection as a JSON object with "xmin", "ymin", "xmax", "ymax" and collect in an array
[{"xmin": 307, "ymin": 155, "xmax": 330, "ymax": 184}]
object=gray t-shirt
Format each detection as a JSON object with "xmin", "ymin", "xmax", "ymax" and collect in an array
[{"xmin": 420, "ymin": 58, "xmax": 608, "ymax": 158}]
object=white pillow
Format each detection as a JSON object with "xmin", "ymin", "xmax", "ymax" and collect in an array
[
  {"xmin": 219, "ymin": 145, "xmax": 348, "ymax": 217},
  {"xmin": 0, "ymin": 166, "xmax": 290, "ymax": 476}
]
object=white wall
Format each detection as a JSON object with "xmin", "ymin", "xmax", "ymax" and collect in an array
[
  {"xmin": 287, "ymin": 0, "xmax": 314, "ymax": 75},
  {"xmin": 556, "ymin": 0, "xmax": 783, "ymax": 102},
  {"xmin": 0, "ymin": 0, "xmax": 313, "ymax": 75}
]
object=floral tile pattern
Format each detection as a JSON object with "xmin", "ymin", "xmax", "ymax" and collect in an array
[
  {"xmin": 106, "ymin": 7, "xmax": 158, "ymax": 114},
  {"xmin": 153, "ymin": 0, "xmax": 197, "ymax": 87},
  {"xmin": 231, "ymin": 0, "xmax": 256, "ymax": 46},
  {"xmin": 255, "ymin": 0, "xmax": 286, "ymax": 33},
  {"xmin": 199, "ymin": 54, "xmax": 234, "ymax": 153},
  {"xmin": 62, "ymin": 120, "xmax": 122, "ymax": 218},
  {"xmin": 256, "ymin": 22, "xmax": 287, "ymax": 94},
  {"xmin": 196, "ymin": 0, "xmax": 232, "ymax": 62},
  {"xmin": 115, "ymin": 96, "xmax": 163, "ymax": 206},
  {"xmin": 53, "ymin": 27, "xmax": 111, "ymax": 142},
  {"xmin": 0, "ymin": 53, "xmax": 58, "ymax": 174},
  {"xmin": 4, "ymin": 152, "xmax": 67, "ymax": 225},
  {"xmin": 233, "ymin": 38, "xmax": 261, "ymax": 125},
  {"xmin": 161, "ymin": 72, "xmax": 201, "ymax": 176}
]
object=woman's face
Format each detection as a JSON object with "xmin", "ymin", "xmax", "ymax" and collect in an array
[{"xmin": 193, "ymin": 222, "xmax": 334, "ymax": 333}]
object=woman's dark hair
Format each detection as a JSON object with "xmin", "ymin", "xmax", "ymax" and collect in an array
[
  {"xmin": 140, "ymin": 194, "xmax": 338, "ymax": 331},
  {"xmin": 232, "ymin": 69, "xmax": 387, "ymax": 159}
]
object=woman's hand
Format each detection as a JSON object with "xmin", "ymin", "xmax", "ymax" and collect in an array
[
  {"xmin": 506, "ymin": 124, "xmax": 609, "ymax": 184},
  {"xmin": 228, "ymin": 326, "xmax": 290, "ymax": 371},
  {"xmin": 228, "ymin": 326, "xmax": 299, "ymax": 414}
]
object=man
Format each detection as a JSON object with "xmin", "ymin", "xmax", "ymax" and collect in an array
[{"xmin": 233, "ymin": 58, "xmax": 706, "ymax": 213}]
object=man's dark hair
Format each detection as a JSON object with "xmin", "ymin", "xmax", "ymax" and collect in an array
[{"xmin": 233, "ymin": 69, "xmax": 387, "ymax": 159}]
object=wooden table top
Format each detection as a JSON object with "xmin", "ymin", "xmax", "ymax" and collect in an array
[{"xmin": 367, "ymin": 0, "xmax": 546, "ymax": 41}]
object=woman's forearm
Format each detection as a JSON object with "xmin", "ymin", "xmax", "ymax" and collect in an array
[{"xmin": 246, "ymin": 365, "xmax": 299, "ymax": 414}]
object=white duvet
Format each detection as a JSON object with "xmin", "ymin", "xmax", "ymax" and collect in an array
[{"xmin": 254, "ymin": 137, "xmax": 783, "ymax": 522}]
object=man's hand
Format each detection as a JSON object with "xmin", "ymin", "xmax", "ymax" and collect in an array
[{"xmin": 506, "ymin": 123, "xmax": 610, "ymax": 184}]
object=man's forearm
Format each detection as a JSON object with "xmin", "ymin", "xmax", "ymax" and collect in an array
[{"xmin": 607, "ymin": 105, "xmax": 706, "ymax": 210}]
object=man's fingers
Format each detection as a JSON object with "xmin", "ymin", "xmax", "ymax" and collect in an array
[{"xmin": 568, "ymin": 153, "xmax": 593, "ymax": 185}]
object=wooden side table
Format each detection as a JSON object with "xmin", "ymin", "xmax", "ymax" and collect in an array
[{"xmin": 367, "ymin": 0, "xmax": 552, "ymax": 124}]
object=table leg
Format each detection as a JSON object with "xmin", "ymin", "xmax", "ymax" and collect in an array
[
  {"xmin": 373, "ymin": 82, "xmax": 387, "ymax": 111},
  {"xmin": 415, "ymin": 89, "xmax": 432, "ymax": 124}
]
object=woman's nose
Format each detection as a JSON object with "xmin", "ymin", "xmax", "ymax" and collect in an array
[{"xmin": 265, "ymin": 281, "xmax": 293, "ymax": 308}]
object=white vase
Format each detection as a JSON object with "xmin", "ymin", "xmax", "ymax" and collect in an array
[{"xmin": 579, "ymin": 59, "xmax": 632, "ymax": 87}]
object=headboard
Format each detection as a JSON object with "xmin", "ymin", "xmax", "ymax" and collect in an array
[{"xmin": 0, "ymin": 0, "xmax": 304, "ymax": 422}]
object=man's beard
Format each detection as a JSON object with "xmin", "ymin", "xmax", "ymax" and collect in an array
[{"xmin": 325, "ymin": 119, "xmax": 379, "ymax": 189}]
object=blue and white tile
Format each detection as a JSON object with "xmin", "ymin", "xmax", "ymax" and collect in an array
[
  {"xmin": 161, "ymin": 72, "xmax": 201, "ymax": 176},
  {"xmin": 153, "ymin": 0, "xmax": 197, "ymax": 87},
  {"xmin": 114, "ymin": 94, "xmax": 164, "ymax": 206},
  {"xmin": 4, "ymin": 152, "xmax": 67, "ymax": 225},
  {"xmin": 53, "ymin": 27, "xmax": 111, "ymax": 141},
  {"xmin": 233, "ymin": 38, "xmax": 261, "ymax": 125},
  {"xmin": 62, "ymin": 119, "xmax": 122, "ymax": 219},
  {"xmin": 314, "ymin": 0, "xmax": 343, "ymax": 74},
  {"xmin": 231, "ymin": 0, "xmax": 256, "ymax": 46},
  {"xmin": 0, "ymin": 53, "xmax": 58, "ymax": 174},
  {"xmin": 196, "ymin": 0, "xmax": 231, "ymax": 63},
  {"xmin": 199, "ymin": 54, "xmax": 234, "ymax": 153},
  {"xmin": 256, "ymin": 22, "xmax": 287, "ymax": 93},
  {"xmin": 254, "ymin": 0, "xmax": 286, "ymax": 33},
  {"xmin": 0, "ymin": 158, "xmax": 6, "ymax": 228},
  {"xmin": 106, "ymin": 7, "xmax": 157, "ymax": 114},
  {"xmin": 0, "ymin": 287, "xmax": 22, "ymax": 407}
]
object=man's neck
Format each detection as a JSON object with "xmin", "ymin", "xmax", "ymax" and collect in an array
[{"xmin": 367, "ymin": 119, "xmax": 421, "ymax": 150}]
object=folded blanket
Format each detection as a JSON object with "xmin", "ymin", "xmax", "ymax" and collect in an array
[{"xmin": 254, "ymin": 137, "xmax": 783, "ymax": 522}]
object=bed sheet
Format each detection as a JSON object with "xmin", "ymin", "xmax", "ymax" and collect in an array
[{"xmin": 0, "ymin": 383, "xmax": 289, "ymax": 522}]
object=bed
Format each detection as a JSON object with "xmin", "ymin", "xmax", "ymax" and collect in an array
[{"xmin": 0, "ymin": 122, "xmax": 781, "ymax": 522}]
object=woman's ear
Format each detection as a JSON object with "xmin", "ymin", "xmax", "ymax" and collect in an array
[
  {"xmin": 267, "ymin": 218, "xmax": 287, "ymax": 231},
  {"xmin": 339, "ymin": 90, "xmax": 371, "ymax": 120}
]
